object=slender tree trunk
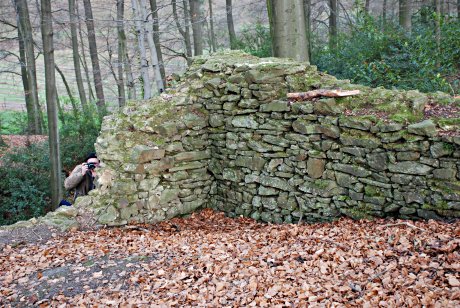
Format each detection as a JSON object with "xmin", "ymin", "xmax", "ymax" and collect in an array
[
  {"xmin": 458, "ymin": 0, "xmax": 459, "ymax": 19},
  {"xmin": 83, "ymin": 0, "xmax": 106, "ymax": 116},
  {"xmin": 365, "ymin": 0, "xmax": 370, "ymax": 13},
  {"xmin": 124, "ymin": 46, "xmax": 137, "ymax": 100},
  {"xmin": 189, "ymin": 0, "xmax": 203, "ymax": 56},
  {"xmin": 435, "ymin": 0, "xmax": 441, "ymax": 67},
  {"xmin": 116, "ymin": 0, "xmax": 127, "ymax": 107},
  {"xmin": 329, "ymin": 0, "xmax": 338, "ymax": 49},
  {"xmin": 69, "ymin": 0, "xmax": 88, "ymax": 111},
  {"xmin": 140, "ymin": 0, "xmax": 164, "ymax": 93},
  {"xmin": 226, "ymin": 0, "xmax": 237, "ymax": 49},
  {"xmin": 382, "ymin": 0, "xmax": 387, "ymax": 28},
  {"xmin": 183, "ymin": 0, "xmax": 193, "ymax": 61},
  {"xmin": 172, "ymin": 0, "xmax": 192, "ymax": 64},
  {"xmin": 268, "ymin": 0, "xmax": 309, "ymax": 62},
  {"xmin": 16, "ymin": 14, "xmax": 33, "ymax": 133},
  {"xmin": 208, "ymin": 0, "xmax": 216, "ymax": 51},
  {"xmin": 149, "ymin": 0, "xmax": 166, "ymax": 84},
  {"xmin": 40, "ymin": 0, "xmax": 62, "ymax": 209},
  {"xmin": 14, "ymin": 0, "xmax": 42, "ymax": 134},
  {"xmin": 55, "ymin": 64, "xmax": 78, "ymax": 115},
  {"xmin": 399, "ymin": 0, "xmax": 412, "ymax": 33},
  {"xmin": 76, "ymin": 0, "xmax": 95, "ymax": 102},
  {"xmin": 132, "ymin": 0, "xmax": 152, "ymax": 99},
  {"xmin": 304, "ymin": 0, "xmax": 311, "ymax": 61}
]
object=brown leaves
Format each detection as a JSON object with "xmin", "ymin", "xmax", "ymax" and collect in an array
[{"xmin": 0, "ymin": 210, "xmax": 459, "ymax": 306}]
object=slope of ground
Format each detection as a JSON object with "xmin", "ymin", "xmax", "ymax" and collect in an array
[{"xmin": 1, "ymin": 209, "xmax": 459, "ymax": 307}]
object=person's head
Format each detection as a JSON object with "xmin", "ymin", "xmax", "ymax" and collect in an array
[{"xmin": 84, "ymin": 152, "xmax": 100, "ymax": 169}]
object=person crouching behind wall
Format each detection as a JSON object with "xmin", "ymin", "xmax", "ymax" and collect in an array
[{"xmin": 64, "ymin": 152, "xmax": 100, "ymax": 202}]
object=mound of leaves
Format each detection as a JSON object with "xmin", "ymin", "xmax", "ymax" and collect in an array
[{"xmin": 1, "ymin": 209, "xmax": 459, "ymax": 306}]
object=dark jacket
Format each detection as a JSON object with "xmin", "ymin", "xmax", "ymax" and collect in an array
[{"xmin": 64, "ymin": 165, "xmax": 98, "ymax": 201}]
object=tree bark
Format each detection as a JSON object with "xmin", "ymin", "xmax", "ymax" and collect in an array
[
  {"xmin": 268, "ymin": 0, "xmax": 309, "ymax": 62},
  {"xmin": 435, "ymin": 0, "xmax": 441, "ymax": 67},
  {"xmin": 55, "ymin": 64, "xmax": 78, "ymax": 115},
  {"xmin": 40, "ymin": 0, "xmax": 63, "ymax": 209},
  {"xmin": 208, "ymin": 0, "xmax": 216, "ymax": 52},
  {"xmin": 140, "ymin": 0, "xmax": 164, "ymax": 93},
  {"xmin": 132, "ymin": 0, "xmax": 152, "ymax": 99},
  {"xmin": 69, "ymin": 0, "xmax": 88, "ymax": 111},
  {"xmin": 76, "ymin": 0, "xmax": 95, "ymax": 101},
  {"xmin": 329, "ymin": 0, "xmax": 338, "ymax": 49},
  {"xmin": 172, "ymin": 0, "xmax": 193, "ymax": 64},
  {"xmin": 116, "ymin": 0, "xmax": 126, "ymax": 107},
  {"xmin": 16, "ymin": 14, "xmax": 33, "ymax": 133},
  {"xmin": 149, "ymin": 0, "xmax": 166, "ymax": 84},
  {"xmin": 83, "ymin": 0, "xmax": 106, "ymax": 116},
  {"xmin": 303, "ymin": 0, "xmax": 311, "ymax": 61},
  {"xmin": 14, "ymin": 0, "xmax": 42, "ymax": 134},
  {"xmin": 189, "ymin": 0, "xmax": 203, "ymax": 56},
  {"xmin": 399, "ymin": 0, "xmax": 412, "ymax": 33},
  {"xmin": 365, "ymin": 0, "xmax": 370, "ymax": 13},
  {"xmin": 382, "ymin": 0, "xmax": 387, "ymax": 29},
  {"xmin": 226, "ymin": 0, "xmax": 237, "ymax": 49}
]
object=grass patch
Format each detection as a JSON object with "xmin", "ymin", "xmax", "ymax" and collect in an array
[{"xmin": 0, "ymin": 110, "xmax": 28, "ymax": 134}]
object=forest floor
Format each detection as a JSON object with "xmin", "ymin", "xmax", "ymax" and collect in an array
[{"xmin": 0, "ymin": 209, "xmax": 459, "ymax": 307}]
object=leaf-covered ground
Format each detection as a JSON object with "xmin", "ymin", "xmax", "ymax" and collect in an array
[{"xmin": 1, "ymin": 209, "xmax": 459, "ymax": 307}]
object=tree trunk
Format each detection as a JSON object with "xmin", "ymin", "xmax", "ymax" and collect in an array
[
  {"xmin": 458, "ymin": 0, "xmax": 459, "ymax": 19},
  {"xmin": 435, "ymin": 0, "xmax": 441, "ymax": 67},
  {"xmin": 226, "ymin": 0, "xmax": 237, "ymax": 49},
  {"xmin": 365, "ymin": 0, "xmax": 370, "ymax": 13},
  {"xmin": 69, "ymin": 0, "xmax": 88, "ymax": 111},
  {"xmin": 304, "ymin": 0, "xmax": 311, "ymax": 61},
  {"xmin": 382, "ymin": 0, "xmax": 387, "ymax": 29},
  {"xmin": 268, "ymin": 0, "xmax": 309, "ymax": 62},
  {"xmin": 140, "ymin": 0, "xmax": 164, "ymax": 93},
  {"xmin": 116, "ymin": 0, "xmax": 127, "ymax": 107},
  {"xmin": 83, "ymin": 0, "xmax": 106, "ymax": 116},
  {"xmin": 172, "ymin": 0, "xmax": 193, "ymax": 64},
  {"xmin": 14, "ymin": 0, "xmax": 42, "ymax": 134},
  {"xmin": 149, "ymin": 0, "xmax": 166, "ymax": 84},
  {"xmin": 189, "ymin": 0, "xmax": 203, "ymax": 56},
  {"xmin": 16, "ymin": 15, "xmax": 33, "ymax": 133},
  {"xmin": 132, "ymin": 0, "xmax": 152, "ymax": 99},
  {"xmin": 40, "ymin": 0, "xmax": 62, "ymax": 209},
  {"xmin": 55, "ymin": 64, "xmax": 78, "ymax": 115},
  {"xmin": 208, "ymin": 0, "xmax": 216, "ymax": 52},
  {"xmin": 329, "ymin": 0, "xmax": 338, "ymax": 49},
  {"xmin": 399, "ymin": 0, "xmax": 412, "ymax": 33},
  {"xmin": 76, "ymin": 0, "xmax": 95, "ymax": 102}
]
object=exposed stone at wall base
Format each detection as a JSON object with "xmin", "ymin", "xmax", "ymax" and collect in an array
[{"xmin": 4, "ymin": 51, "xmax": 459, "ymax": 231}]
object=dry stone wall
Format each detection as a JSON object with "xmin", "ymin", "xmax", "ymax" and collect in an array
[{"xmin": 64, "ymin": 51, "xmax": 460, "ymax": 228}]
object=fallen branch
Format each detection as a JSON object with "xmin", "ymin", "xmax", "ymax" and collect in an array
[
  {"xmin": 383, "ymin": 222, "xmax": 427, "ymax": 232},
  {"xmin": 287, "ymin": 89, "xmax": 360, "ymax": 100}
]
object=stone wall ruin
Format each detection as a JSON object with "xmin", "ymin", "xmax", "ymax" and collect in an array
[{"xmin": 50, "ymin": 52, "xmax": 460, "ymax": 228}]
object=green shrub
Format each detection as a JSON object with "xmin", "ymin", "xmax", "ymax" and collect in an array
[
  {"xmin": 0, "ymin": 141, "xmax": 51, "ymax": 225},
  {"xmin": 312, "ymin": 15, "xmax": 460, "ymax": 94}
]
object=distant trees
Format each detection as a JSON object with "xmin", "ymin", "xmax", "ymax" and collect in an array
[{"xmin": 226, "ymin": 0, "xmax": 237, "ymax": 49}]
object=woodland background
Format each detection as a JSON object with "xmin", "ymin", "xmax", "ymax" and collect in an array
[{"xmin": 0, "ymin": 0, "xmax": 459, "ymax": 225}]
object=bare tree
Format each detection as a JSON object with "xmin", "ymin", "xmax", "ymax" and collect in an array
[
  {"xmin": 399, "ymin": 0, "xmax": 412, "ymax": 33},
  {"xmin": 268, "ymin": 0, "xmax": 310, "ymax": 62},
  {"xmin": 40, "ymin": 0, "xmax": 63, "ymax": 209},
  {"xmin": 132, "ymin": 0, "xmax": 152, "ymax": 99},
  {"xmin": 116, "ymin": 0, "xmax": 126, "ymax": 107},
  {"xmin": 83, "ymin": 0, "xmax": 106, "ymax": 116},
  {"xmin": 69, "ymin": 0, "xmax": 88, "ymax": 111},
  {"xmin": 226, "ymin": 0, "xmax": 237, "ymax": 49},
  {"xmin": 149, "ymin": 0, "xmax": 166, "ymax": 83},
  {"xmin": 189, "ymin": 0, "xmax": 203, "ymax": 56},
  {"xmin": 14, "ymin": 0, "xmax": 42, "ymax": 134},
  {"xmin": 208, "ymin": 0, "xmax": 216, "ymax": 52},
  {"xmin": 172, "ymin": 0, "xmax": 193, "ymax": 64},
  {"xmin": 329, "ymin": 0, "xmax": 337, "ymax": 48}
]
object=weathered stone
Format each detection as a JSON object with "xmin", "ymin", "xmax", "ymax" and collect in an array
[
  {"xmin": 262, "ymin": 135, "xmax": 290, "ymax": 147},
  {"xmin": 407, "ymin": 120, "xmax": 437, "ymax": 137},
  {"xmin": 388, "ymin": 162, "xmax": 433, "ymax": 175},
  {"xmin": 183, "ymin": 112, "xmax": 208, "ymax": 129},
  {"xmin": 131, "ymin": 145, "xmax": 165, "ymax": 163},
  {"xmin": 307, "ymin": 158, "xmax": 325, "ymax": 179},
  {"xmin": 259, "ymin": 176, "xmax": 293, "ymax": 191},
  {"xmin": 98, "ymin": 206, "xmax": 119, "ymax": 224},
  {"xmin": 174, "ymin": 151, "xmax": 210, "ymax": 162},
  {"xmin": 399, "ymin": 207, "xmax": 416, "ymax": 215},
  {"xmin": 222, "ymin": 168, "xmax": 244, "ymax": 182},
  {"xmin": 430, "ymin": 142, "xmax": 454, "ymax": 158},
  {"xmin": 138, "ymin": 178, "xmax": 161, "ymax": 191},
  {"xmin": 209, "ymin": 114, "xmax": 224, "ymax": 127},
  {"xmin": 334, "ymin": 164, "xmax": 371, "ymax": 177},
  {"xmin": 403, "ymin": 192, "xmax": 425, "ymax": 204},
  {"xmin": 235, "ymin": 156, "xmax": 266, "ymax": 171},
  {"xmin": 259, "ymin": 186, "xmax": 278, "ymax": 196},
  {"xmin": 340, "ymin": 135, "xmax": 381, "ymax": 149},
  {"xmin": 260, "ymin": 101, "xmax": 290, "ymax": 112},
  {"xmin": 417, "ymin": 209, "xmax": 441, "ymax": 220},
  {"xmin": 313, "ymin": 98, "xmax": 342, "ymax": 115},
  {"xmin": 433, "ymin": 168, "xmax": 457, "ymax": 180},
  {"xmin": 231, "ymin": 116, "xmax": 259, "ymax": 129},
  {"xmin": 339, "ymin": 117, "xmax": 371, "ymax": 131},
  {"xmin": 396, "ymin": 151, "xmax": 420, "ymax": 161}
]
